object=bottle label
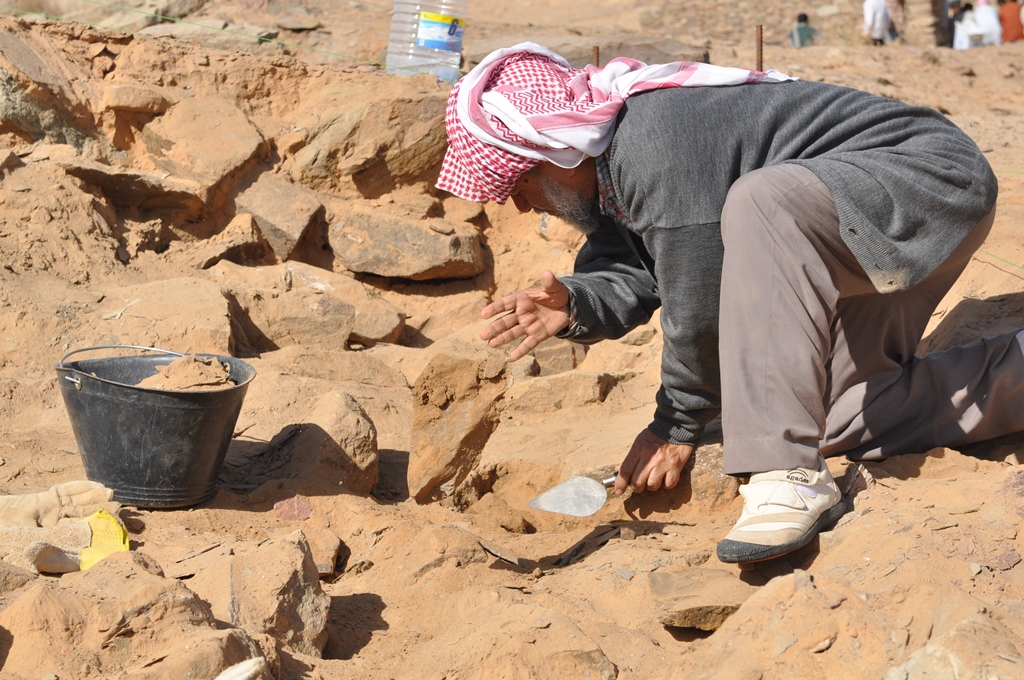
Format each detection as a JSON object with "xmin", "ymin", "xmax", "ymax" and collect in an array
[{"xmin": 416, "ymin": 12, "xmax": 465, "ymax": 53}]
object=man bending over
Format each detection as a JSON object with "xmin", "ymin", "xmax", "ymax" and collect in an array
[{"xmin": 437, "ymin": 44, "xmax": 1011, "ymax": 563}]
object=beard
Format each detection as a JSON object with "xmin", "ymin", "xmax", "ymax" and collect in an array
[{"xmin": 536, "ymin": 176, "xmax": 604, "ymax": 236}]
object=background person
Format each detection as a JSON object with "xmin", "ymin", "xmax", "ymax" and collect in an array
[{"xmin": 790, "ymin": 13, "xmax": 821, "ymax": 47}]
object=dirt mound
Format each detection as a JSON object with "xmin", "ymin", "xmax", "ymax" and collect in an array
[{"xmin": 136, "ymin": 354, "xmax": 234, "ymax": 391}]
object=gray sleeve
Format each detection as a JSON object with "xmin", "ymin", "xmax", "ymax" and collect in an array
[
  {"xmin": 644, "ymin": 223, "xmax": 724, "ymax": 445},
  {"xmin": 558, "ymin": 218, "xmax": 661, "ymax": 343}
]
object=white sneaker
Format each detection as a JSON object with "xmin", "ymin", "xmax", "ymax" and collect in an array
[{"xmin": 716, "ymin": 457, "xmax": 845, "ymax": 564}]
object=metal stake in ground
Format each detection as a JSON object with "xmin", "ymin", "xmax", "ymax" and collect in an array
[
  {"xmin": 756, "ymin": 24, "xmax": 763, "ymax": 72},
  {"xmin": 592, "ymin": 45, "xmax": 600, "ymax": 67}
]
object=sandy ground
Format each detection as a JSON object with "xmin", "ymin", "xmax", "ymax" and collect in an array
[{"xmin": 1, "ymin": 0, "xmax": 1024, "ymax": 677}]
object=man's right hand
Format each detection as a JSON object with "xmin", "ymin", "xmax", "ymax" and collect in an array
[{"xmin": 480, "ymin": 270, "xmax": 571, "ymax": 361}]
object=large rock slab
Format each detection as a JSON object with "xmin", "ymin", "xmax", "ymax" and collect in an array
[
  {"xmin": 188, "ymin": 213, "xmax": 278, "ymax": 269},
  {"xmin": 53, "ymin": 148, "xmax": 204, "ymax": 218},
  {"xmin": 649, "ymin": 568, "xmax": 759, "ymax": 630},
  {"xmin": 235, "ymin": 172, "xmax": 326, "ymax": 261},
  {"xmin": 332, "ymin": 206, "xmax": 484, "ymax": 281},
  {"xmin": 208, "ymin": 260, "xmax": 403, "ymax": 348},
  {"xmin": 140, "ymin": 96, "xmax": 265, "ymax": 207},
  {"xmin": 408, "ymin": 339, "xmax": 507, "ymax": 502},
  {"xmin": 506, "ymin": 371, "xmax": 615, "ymax": 412},
  {"xmin": 0, "ymin": 552, "xmax": 267, "ymax": 680},
  {"xmin": 188, "ymin": 531, "xmax": 330, "ymax": 657},
  {"xmin": 93, "ymin": 277, "xmax": 234, "ymax": 354},
  {"xmin": 285, "ymin": 75, "xmax": 447, "ymax": 199}
]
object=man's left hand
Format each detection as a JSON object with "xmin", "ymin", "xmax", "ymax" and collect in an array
[{"xmin": 615, "ymin": 428, "xmax": 693, "ymax": 496}]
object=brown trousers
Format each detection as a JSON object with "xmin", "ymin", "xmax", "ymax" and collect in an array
[{"xmin": 718, "ymin": 164, "xmax": 1012, "ymax": 475}]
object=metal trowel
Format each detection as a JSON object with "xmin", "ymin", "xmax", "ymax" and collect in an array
[{"xmin": 528, "ymin": 474, "xmax": 618, "ymax": 517}]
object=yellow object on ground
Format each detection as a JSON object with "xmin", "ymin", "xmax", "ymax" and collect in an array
[{"xmin": 79, "ymin": 509, "xmax": 129, "ymax": 570}]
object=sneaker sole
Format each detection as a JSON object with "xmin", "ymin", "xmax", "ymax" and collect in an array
[{"xmin": 715, "ymin": 498, "xmax": 848, "ymax": 564}]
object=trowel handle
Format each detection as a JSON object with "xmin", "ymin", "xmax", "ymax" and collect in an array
[{"xmin": 601, "ymin": 474, "xmax": 618, "ymax": 487}]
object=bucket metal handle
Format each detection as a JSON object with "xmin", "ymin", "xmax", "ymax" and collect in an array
[{"xmin": 58, "ymin": 345, "xmax": 185, "ymax": 370}]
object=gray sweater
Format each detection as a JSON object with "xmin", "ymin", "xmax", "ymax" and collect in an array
[{"xmin": 560, "ymin": 79, "xmax": 998, "ymax": 445}]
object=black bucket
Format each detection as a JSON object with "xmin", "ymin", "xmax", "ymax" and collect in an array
[{"xmin": 55, "ymin": 346, "xmax": 257, "ymax": 509}]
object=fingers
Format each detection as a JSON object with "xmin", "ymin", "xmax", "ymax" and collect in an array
[
  {"xmin": 539, "ymin": 270, "xmax": 564, "ymax": 293},
  {"xmin": 481, "ymin": 292, "xmax": 521, "ymax": 320},
  {"xmin": 616, "ymin": 430, "xmax": 692, "ymax": 496},
  {"xmin": 508, "ymin": 334, "xmax": 542, "ymax": 362},
  {"xmin": 480, "ymin": 312, "xmax": 519, "ymax": 342}
]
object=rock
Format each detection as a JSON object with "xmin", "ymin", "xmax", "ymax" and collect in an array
[
  {"xmin": 264, "ymin": 345, "xmax": 409, "ymax": 389},
  {"xmin": 208, "ymin": 260, "xmax": 404, "ymax": 348},
  {"xmin": 53, "ymin": 153, "xmax": 205, "ymax": 218},
  {"xmin": 331, "ymin": 205, "xmax": 484, "ymax": 280},
  {"xmin": 190, "ymin": 213, "xmax": 278, "ymax": 269},
  {"xmin": 235, "ymin": 172, "xmax": 326, "ymax": 262},
  {"xmin": 274, "ymin": 493, "xmax": 314, "ymax": 521},
  {"xmin": 302, "ymin": 524, "xmax": 342, "ymax": 575},
  {"xmin": 0, "ymin": 559, "xmax": 36, "ymax": 595},
  {"xmin": 94, "ymin": 277, "xmax": 234, "ymax": 354},
  {"xmin": 0, "ymin": 147, "xmax": 22, "ymax": 171},
  {"xmin": 442, "ymin": 196, "xmax": 485, "ymax": 224},
  {"xmin": 466, "ymin": 33, "xmax": 708, "ymax": 69},
  {"xmin": 140, "ymin": 96, "xmax": 265, "ymax": 207},
  {"xmin": 889, "ymin": 585, "xmax": 1024, "ymax": 679},
  {"xmin": 139, "ymin": 19, "xmax": 276, "ymax": 52},
  {"xmin": 677, "ymin": 572, "xmax": 890, "ymax": 679},
  {"xmin": 188, "ymin": 531, "xmax": 330, "ymax": 657},
  {"xmin": 649, "ymin": 568, "xmax": 759, "ymax": 630},
  {"xmin": 98, "ymin": 9, "xmax": 160, "ymax": 32},
  {"xmin": 225, "ymin": 390, "xmax": 379, "ymax": 495},
  {"xmin": 276, "ymin": 14, "xmax": 321, "ymax": 30},
  {"xmin": 0, "ymin": 552, "xmax": 266, "ymax": 679},
  {"xmin": 304, "ymin": 391, "xmax": 380, "ymax": 495},
  {"xmin": 468, "ymin": 493, "xmax": 532, "ymax": 534},
  {"xmin": 254, "ymin": 287, "xmax": 356, "ymax": 349},
  {"xmin": 689, "ymin": 443, "xmax": 741, "ymax": 510},
  {"xmin": 286, "ymin": 74, "xmax": 447, "ymax": 198},
  {"xmin": 156, "ymin": 0, "xmax": 206, "ymax": 18},
  {"xmin": 101, "ymin": 82, "xmax": 175, "ymax": 113},
  {"xmin": 531, "ymin": 337, "xmax": 586, "ymax": 375},
  {"xmin": 408, "ymin": 339, "xmax": 507, "ymax": 502},
  {"xmin": 506, "ymin": 371, "xmax": 615, "ymax": 412}
]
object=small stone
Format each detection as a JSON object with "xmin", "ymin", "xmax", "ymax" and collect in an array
[
  {"xmin": 532, "ymin": 567, "xmax": 543, "ymax": 579},
  {"xmin": 810, "ymin": 635, "xmax": 835, "ymax": 653},
  {"xmin": 685, "ymin": 552, "xmax": 711, "ymax": 567},
  {"xmin": 618, "ymin": 526, "xmax": 637, "ymax": 541},
  {"xmin": 892, "ymin": 628, "xmax": 910, "ymax": 646},
  {"xmin": 42, "ymin": 672, "xmax": 59, "ymax": 680},
  {"xmin": 970, "ymin": 562, "xmax": 983, "ymax": 577},
  {"xmin": 531, "ymin": 619, "xmax": 551, "ymax": 629},
  {"xmin": 274, "ymin": 494, "xmax": 313, "ymax": 521},
  {"xmin": 994, "ymin": 551, "xmax": 1022, "ymax": 571},
  {"xmin": 649, "ymin": 568, "xmax": 759, "ymax": 631}
]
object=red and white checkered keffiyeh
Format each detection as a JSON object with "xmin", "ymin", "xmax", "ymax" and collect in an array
[{"xmin": 436, "ymin": 42, "xmax": 793, "ymax": 203}]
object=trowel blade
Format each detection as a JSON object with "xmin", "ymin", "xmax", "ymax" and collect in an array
[{"xmin": 528, "ymin": 476, "xmax": 611, "ymax": 517}]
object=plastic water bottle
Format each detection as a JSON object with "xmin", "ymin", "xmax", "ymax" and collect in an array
[{"xmin": 386, "ymin": 0, "xmax": 467, "ymax": 83}]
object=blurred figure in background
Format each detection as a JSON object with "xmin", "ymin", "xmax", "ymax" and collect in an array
[
  {"xmin": 790, "ymin": 13, "xmax": 822, "ymax": 46},
  {"xmin": 864, "ymin": 0, "xmax": 893, "ymax": 44},
  {"xmin": 997, "ymin": 0, "xmax": 1023, "ymax": 39},
  {"xmin": 953, "ymin": 3, "xmax": 980, "ymax": 48},
  {"xmin": 975, "ymin": 0, "xmax": 1005, "ymax": 42}
]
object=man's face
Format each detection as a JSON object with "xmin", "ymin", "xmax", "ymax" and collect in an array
[{"xmin": 508, "ymin": 159, "xmax": 602, "ymax": 235}]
